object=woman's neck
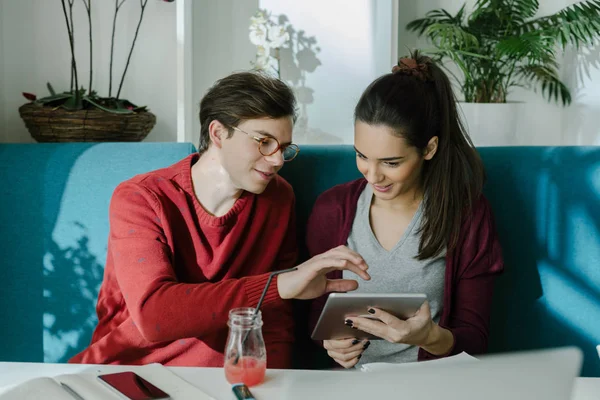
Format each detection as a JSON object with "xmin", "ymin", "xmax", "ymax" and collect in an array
[
  {"xmin": 372, "ymin": 184, "xmax": 423, "ymax": 212},
  {"xmin": 191, "ymin": 148, "xmax": 243, "ymax": 217}
]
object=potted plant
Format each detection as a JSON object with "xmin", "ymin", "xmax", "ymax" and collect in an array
[
  {"xmin": 406, "ymin": 0, "xmax": 600, "ymax": 146},
  {"xmin": 19, "ymin": 0, "xmax": 174, "ymax": 142}
]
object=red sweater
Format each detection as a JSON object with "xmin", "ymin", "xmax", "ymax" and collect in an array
[
  {"xmin": 307, "ymin": 179, "xmax": 504, "ymax": 361},
  {"xmin": 70, "ymin": 154, "xmax": 297, "ymax": 368}
]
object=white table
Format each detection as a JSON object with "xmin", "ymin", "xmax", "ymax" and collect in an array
[{"xmin": 0, "ymin": 362, "xmax": 598, "ymax": 400}]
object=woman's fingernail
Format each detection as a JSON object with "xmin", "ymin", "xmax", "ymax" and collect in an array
[
  {"xmin": 357, "ymin": 354, "xmax": 362, "ymax": 360},
  {"xmin": 368, "ymin": 308, "xmax": 375, "ymax": 314},
  {"xmin": 345, "ymin": 319, "xmax": 353, "ymax": 327},
  {"xmin": 363, "ymin": 341, "xmax": 371, "ymax": 350},
  {"xmin": 352, "ymin": 339, "xmax": 360, "ymax": 345}
]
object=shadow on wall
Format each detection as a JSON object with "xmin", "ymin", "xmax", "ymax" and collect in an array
[
  {"xmin": 561, "ymin": 43, "xmax": 600, "ymax": 145},
  {"xmin": 277, "ymin": 14, "xmax": 343, "ymax": 145},
  {"xmin": 43, "ymin": 225, "xmax": 103, "ymax": 363},
  {"xmin": 484, "ymin": 147, "xmax": 600, "ymax": 377},
  {"xmin": 537, "ymin": 148, "xmax": 600, "ymax": 376},
  {"xmin": 0, "ymin": 144, "xmax": 98, "ymax": 362}
]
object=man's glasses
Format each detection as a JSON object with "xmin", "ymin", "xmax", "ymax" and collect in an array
[{"xmin": 229, "ymin": 125, "xmax": 300, "ymax": 162}]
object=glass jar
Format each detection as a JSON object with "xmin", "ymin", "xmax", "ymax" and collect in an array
[{"xmin": 224, "ymin": 307, "xmax": 267, "ymax": 387}]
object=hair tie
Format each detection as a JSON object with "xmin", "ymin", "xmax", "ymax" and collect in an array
[{"xmin": 392, "ymin": 57, "xmax": 432, "ymax": 81}]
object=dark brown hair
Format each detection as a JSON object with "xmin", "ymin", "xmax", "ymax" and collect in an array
[
  {"xmin": 197, "ymin": 71, "xmax": 297, "ymax": 154},
  {"xmin": 354, "ymin": 50, "xmax": 485, "ymax": 260}
]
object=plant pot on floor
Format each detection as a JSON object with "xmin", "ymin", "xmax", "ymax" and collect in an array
[
  {"xmin": 458, "ymin": 102, "xmax": 521, "ymax": 147},
  {"xmin": 19, "ymin": 103, "xmax": 156, "ymax": 142}
]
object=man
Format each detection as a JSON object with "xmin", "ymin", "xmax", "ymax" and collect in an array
[{"xmin": 70, "ymin": 72, "xmax": 370, "ymax": 368}]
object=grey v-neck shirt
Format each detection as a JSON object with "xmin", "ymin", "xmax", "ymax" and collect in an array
[{"xmin": 345, "ymin": 184, "xmax": 446, "ymax": 365}]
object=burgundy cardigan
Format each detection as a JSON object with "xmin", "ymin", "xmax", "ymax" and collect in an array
[{"xmin": 306, "ymin": 178, "xmax": 504, "ymax": 361}]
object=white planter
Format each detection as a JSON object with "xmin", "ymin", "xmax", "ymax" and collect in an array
[{"xmin": 457, "ymin": 102, "xmax": 522, "ymax": 147}]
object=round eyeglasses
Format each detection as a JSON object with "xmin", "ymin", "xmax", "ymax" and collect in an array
[{"xmin": 229, "ymin": 125, "xmax": 300, "ymax": 162}]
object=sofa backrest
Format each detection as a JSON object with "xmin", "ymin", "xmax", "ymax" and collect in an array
[
  {"xmin": 0, "ymin": 143, "xmax": 196, "ymax": 364},
  {"xmin": 1, "ymin": 143, "xmax": 598, "ymax": 376},
  {"xmin": 279, "ymin": 145, "xmax": 600, "ymax": 377}
]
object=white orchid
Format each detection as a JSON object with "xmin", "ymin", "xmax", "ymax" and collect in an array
[
  {"xmin": 249, "ymin": 8, "xmax": 291, "ymax": 78},
  {"xmin": 267, "ymin": 25, "xmax": 290, "ymax": 49},
  {"xmin": 249, "ymin": 25, "xmax": 268, "ymax": 47},
  {"xmin": 250, "ymin": 10, "xmax": 268, "ymax": 26}
]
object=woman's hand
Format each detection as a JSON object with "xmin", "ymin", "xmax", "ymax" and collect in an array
[
  {"xmin": 345, "ymin": 301, "xmax": 454, "ymax": 355},
  {"xmin": 277, "ymin": 245, "xmax": 370, "ymax": 300},
  {"xmin": 323, "ymin": 338, "xmax": 371, "ymax": 369}
]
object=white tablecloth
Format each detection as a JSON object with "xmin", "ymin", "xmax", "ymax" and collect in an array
[{"xmin": 0, "ymin": 362, "xmax": 597, "ymax": 400}]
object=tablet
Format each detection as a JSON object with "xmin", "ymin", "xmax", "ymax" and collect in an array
[{"xmin": 311, "ymin": 293, "xmax": 427, "ymax": 340}]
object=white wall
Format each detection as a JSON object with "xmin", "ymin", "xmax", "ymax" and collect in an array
[
  {"xmin": 0, "ymin": 0, "xmax": 177, "ymax": 143},
  {"xmin": 189, "ymin": 0, "xmax": 259, "ymax": 147},
  {"xmin": 561, "ymin": 0, "xmax": 600, "ymax": 145},
  {"xmin": 512, "ymin": 0, "xmax": 598, "ymax": 146},
  {"xmin": 182, "ymin": 0, "xmax": 395, "ymax": 146},
  {"xmin": 259, "ymin": 0, "xmax": 395, "ymax": 144},
  {"xmin": 2, "ymin": 0, "xmax": 598, "ymax": 145},
  {"xmin": 397, "ymin": 0, "xmax": 600, "ymax": 146}
]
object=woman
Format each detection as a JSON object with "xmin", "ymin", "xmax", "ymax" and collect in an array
[{"xmin": 307, "ymin": 51, "xmax": 504, "ymax": 369}]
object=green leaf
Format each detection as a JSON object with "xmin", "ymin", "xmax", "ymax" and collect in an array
[
  {"xmin": 62, "ymin": 94, "xmax": 83, "ymax": 110},
  {"xmin": 407, "ymin": 17, "xmax": 441, "ymax": 35},
  {"xmin": 470, "ymin": 0, "xmax": 492, "ymax": 23},
  {"xmin": 83, "ymin": 96, "xmax": 134, "ymax": 114},
  {"xmin": 496, "ymin": 32, "xmax": 555, "ymax": 63},
  {"xmin": 427, "ymin": 8, "xmax": 459, "ymax": 23},
  {"xmin": 406, "ymin": 7, "xmax": 462, "ymax": 35},
  {"xmin": 425, "ymin": 48, "xmax": 490, "ymax": 60},
  {"xmin": 517, "ymin": 64, "xmax": 572, "ymax": 105},
  {"xmin": 46, "ymin": 82, "xmax": 56, "ymax": 96},
  {"xmin": 425, "ymin": 23, "xmax": 479, "ymax": 50},
  {"xmin": 512, "ymin": 0, "xmax": 539, "ymax": 20},
  {"xmin": 522, "ymin": 0, "xmax": 600, "ymax": 49},
  {"xmin": 36, "ymin": 93, "xmax": 74, "ymax": 105},
  {"xmin": 455, "ymin": 4, "xmax": 467, "ymax": 24}
]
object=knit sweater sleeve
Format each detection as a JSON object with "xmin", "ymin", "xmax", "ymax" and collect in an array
[
  {"xmin": 421, "ymin": 196, "xmax": 504, "ymax": 359},
  {"xmin": 109, "ymin": 182, "xmax": 282, "ymax": 343},
  {"xmin": 275, "ymin": 197, "xmax": 299, "ymax": 271}
]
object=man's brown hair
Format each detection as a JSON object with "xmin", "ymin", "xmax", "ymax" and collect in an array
[{"xmin": 197, "ymin": 72, "xmax": 297, "ymax": 154}]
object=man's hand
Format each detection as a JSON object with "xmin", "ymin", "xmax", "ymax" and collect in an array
[{"xmin": 277, "ymin": 245, "xmax": 370, "ymax": 300}]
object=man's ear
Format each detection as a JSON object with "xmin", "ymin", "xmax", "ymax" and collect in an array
[
  {"xmin": 423, "ymin": 136, "xmax": 438, "ymax": 160},
  {"xmin": 208, "ymin": 120, "xmax": 228, "ymax": 149}
]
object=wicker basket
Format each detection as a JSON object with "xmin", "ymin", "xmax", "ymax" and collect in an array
[{"xmin": 19, "ymin": 103, "xmax": 156, "ymax": 142}]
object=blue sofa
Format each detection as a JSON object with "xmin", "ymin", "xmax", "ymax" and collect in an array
[{"xmin": 1, "ymin": 143, "xmax": 599, "ymax": 376}]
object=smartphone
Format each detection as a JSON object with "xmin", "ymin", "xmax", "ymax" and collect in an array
[{"xmin": 97, "ymin": 371, "xmax": 170, "ymax": 400}]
